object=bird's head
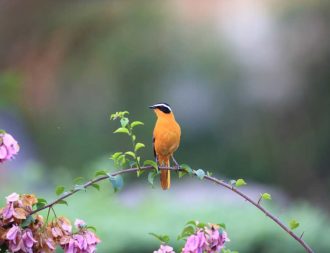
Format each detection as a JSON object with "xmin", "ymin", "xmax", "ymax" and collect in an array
[{"xmin": 149, "ymin": 103, "xmax": 173, "ymax": 118}]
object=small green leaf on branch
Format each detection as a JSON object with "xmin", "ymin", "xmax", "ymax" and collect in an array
[
  {"xmin": 57, "ymin": 200, "xmax": 68, "ymax": 206},
  {"xmin": 134, "ymin": 143, "xmax": 145, "ymax": 152},
  {"xmin": 180, "ymin": 164, "xmax": 193, "ymax": 174},
  {"xmin": 218, "ymin": 223, "xmax": 226, "ymax": 229},
  {"xmin": 235, "ymin": 179, "xmax": 247, "ymax": 187},
  {"xmin": 35, "ymin": 198, "xmax": 47, "ymax": 209},
  {"xmin": 87, "ymin": 226, "xmax": 97, "ymax": 232},
  {"xmin": 94, "ymin": 170, "xmax": 108, "ymax": 177},
  {"xmin": 55, "ymin": 185, "xmax": 65, "ymax": 196},
  {"xmin": 261, "ymin": 193, "xmax": 272, "ymax": 201},
  {"xmin": 111, "ymin": 152, "xmax": 122, "ymax": 161},
  {"xmin": 113, "ymin": 127, "xmax": 130, "ymax": 134},
  {"xmin": 108, "ymin": 174, "xmax": 124, "ymax": 192},
  {"xmin": 143, "ymin": 160, "xmax": 158, "ymax": 171},
  {"xmin": 289, "ymin": 219, "xmax": 300, "ymax": 230},
  {"xmin": 148, "ymin": 171, "xmax": 158, "ymax": 186},
  {"xmin": 125, "ymin": 151, "xmax": 136, "ymax": 159},
  {"xmin": 21, "ymin": 215, "xmax": 35, "ymax": 228},
  {"xmin": 91, "ymin": 183, "xmax": 100, "ymax": 191},
  {"xmin": 206, "ymin": 171, "xmax": 213, "ymax": 177},
  {"xmin": 73, "ymin": 177, "xmax": 84, "ymax": 184},
  {"xmin": 177, "ymin": 225, "xmax": 195, "ymax": 240},
  {"xmin": 149, "ymin": 233, "xmax": 170, "ymax": 244},
  {"xmin": 194, "ymin": 169, "xmax": 205, "ymax": 180},
  {"xmin": 120, "ymin": 118, "xmax": 129, "ymax": 127},
  {"xmin": 179, "ymin": 164, "xmax": 193, "ymax": 178},
  {"xmin": 131, "ymin": 121, "xmax": 144, "ymax": 128}
]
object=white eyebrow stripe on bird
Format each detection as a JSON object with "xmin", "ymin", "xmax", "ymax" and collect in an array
[{"xmin": 154, "ymin": 103, "xmax": 172, "ymax": 111}]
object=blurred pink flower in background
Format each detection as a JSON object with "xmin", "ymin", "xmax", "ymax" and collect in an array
[{"xmin": 0, "ymin": 132, "xmax": 20, "ymax": 163}]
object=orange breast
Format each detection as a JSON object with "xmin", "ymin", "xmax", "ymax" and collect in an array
[{"xmin": 153, "ymin": 118, "xmax": 181, "ymax": 158}]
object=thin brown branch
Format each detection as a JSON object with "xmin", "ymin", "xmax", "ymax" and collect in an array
[{"xmin": 30, "ymin": 166, "xmax": 314, "ymax": 253}]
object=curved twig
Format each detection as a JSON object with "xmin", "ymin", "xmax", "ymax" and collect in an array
[{"xmin": 30, "ymin": 166, "xmax": 314, "ymax": 253}]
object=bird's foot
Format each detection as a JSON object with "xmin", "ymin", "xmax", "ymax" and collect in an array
[{"xmin": 171, "ymin": 156, "xmax": 180, "ymax": 170}]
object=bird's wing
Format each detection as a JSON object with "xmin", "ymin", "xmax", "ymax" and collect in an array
[{"xmin": 153, "ymin": 136, "xmax": 156, "ymax": 158}]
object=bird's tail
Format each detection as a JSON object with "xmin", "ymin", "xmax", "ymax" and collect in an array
[{"xmin": 159, "ymin": 157, "xmax": 170, "ymax": 190}]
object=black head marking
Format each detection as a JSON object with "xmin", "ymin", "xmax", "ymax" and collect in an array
[{"xmin": 148, "ymin": 103, "xmax": 172, "ymax": 114}]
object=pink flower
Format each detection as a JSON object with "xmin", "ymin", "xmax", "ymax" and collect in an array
[
  {"xmin": 74, "ymin": 219, "xmax": 86, "ymax": 229},
  {"xmin": 6, "ymin": 192, "xmax": 20, "ymax": 203},
  {"xmin": 182, "ymin": 231, "xmax": 206, "ymax": 253},
  {"xmin": 60, "ymin": 220, "xmax": 100, "ymax": 253},
  {"xmin": 204, "ymin": 226, "xmax": 230, "ymax": 253},
  {"xmin": 0, "ymin": 132, "xmax": 20, "ymax": 163},
  {"xmin": 153, "ymin": 244, "xmax": 175, "ymax": 253},
  {"xmin": 6, "ymin": 225, "xmax": 37, "ymax": 253},
  {"xmin": 2, "ymin": 202, "xmax": 15, "ymax": 220}
]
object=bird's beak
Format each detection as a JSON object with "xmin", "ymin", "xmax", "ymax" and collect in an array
[{"xmin": 149, "ymin": 105, "xmax": 156, "ymax": 109}]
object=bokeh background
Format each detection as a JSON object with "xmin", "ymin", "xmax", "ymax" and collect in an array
[{"xmin": 1, "ymin": 0, "xmax": 330, "ymax": 252}]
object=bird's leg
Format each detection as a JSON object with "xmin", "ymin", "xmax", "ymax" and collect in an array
[{"xmin": 171, "ymin": 155, "xmax": 180, "ymax": 170}]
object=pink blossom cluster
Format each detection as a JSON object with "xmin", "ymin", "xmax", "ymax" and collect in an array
[
  {"xmin": 57, "ymin": 218, "xmax": 101, "ymax": 253},
  {"xmin": 0, "ymin": 132, "xmax": 19, "ymax": 163},
  {"xmin": 182, "ymin": 224, "xmax": 229, "ymax": 253},
  {"xmin": 0, "ymin": 193, "xmax": 100, "ymax": 253}
]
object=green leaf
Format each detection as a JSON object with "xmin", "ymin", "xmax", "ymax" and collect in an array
[
  {"xmin": 125, "ymin": 151, "xmax": 136, "ymax": 159},
  {"xmin": 180, "ymin": 164, "xmax": 193, "ymax": 174},
  {"xmin": 94, "ymin": 170, "xmax": 108, "ymax": 177},
  {"xmin": 185, "ymin": 220, "xmax": 197, "ymax": 227},
  {"xmin": 132, "ymin": 134, "xmax": 136, "ymax": 142},
  {"xmin": 91, "ymin": 183, "xmax": 100, "ymax": 191},
  {"xmin": 206, "ymin": 171, "xmax": 213, "ymax": 177},
  {"xmin": 194, "ymin": 169, "xmax": 205, "ymax": 180},
  {"xmin": 149, "ymin": 233, "xmax": 170, "ymax": 244},
  {"xmin": 148, "ymin": 171, "xmax": 157, "ymax": 186},
  {"xmin": 196, "ymin": 222, "xmax": 206, "ymax": 229},
  {"xmin": 261, "ymin": 193, "xmax": 272, "ymax": 200},
  {"xmin": 218, "ymin": 223, "xmax": 226, "ymax": 229},
  {"xmin": 111, "ymin": 152, "xmax": 122, "ymax": 160},
  {"xmin": 117, "ymin": 154, "xmax": 127, "ymax": 167},
  {"xmin": 143, "ymin": 160, "xmax": 158, "ymax": 170},
  {"xmin": 73, "ymin": 177, "xmax": 84, "ymax": 184},
  {"xmin": 108, "ymin": 174, "xmax": 124, "ymax": 192},
  {"xmin": 57, "ymin": 200, "xmax": 68, "ymax": 206},
  {"xmin": 120, "ymin": 117, "xmax": 129, "ymax": 127},
  {"xmin": 137, "ymin": 168, "xmax": 145, "ymax": 177},
  {"xmin": 87, "ymin": 226, "xmax": 97, "ymax": 232},
  {"xmin": 0, "ymin": 129, "xmax": 6, "ymax": 134},
  {"xmin": 178, "ymin": 225, "xmax": 195, "ymax": 240},
  {"xmin": 21, "ymin": 215, "xmax": 35, "ymax": 228},
  {"xmin": 235, "ymin": 178, "xmax": 247, "ymax": 187},
  {"xmin": 131, "ymin": 121, "xmax": 144, "ymax": 128},
  {"xmin": 289, "ymin": 219, "xmax": 300, "ymax": 230},
  {"xmin": 178, "ymin": 170, "xmax": 187, "ymax": 178},
  {"xmin": 37, "ymin": 198, "xmax": 48, "ymax": 204},
  {"xmin": 134, "ymin": 143, "xmax": 145, "ymax": 152},
  {"xmin": 55, "ymin": 185, "xmax": 65, "ymax": 196},
  {"xmin": 179, "ymin": 164, "xmax": 193, "ymax": 177},
  {"xmin": 113, "ymin": 127, "xmax": 130, "ymax": 134}
]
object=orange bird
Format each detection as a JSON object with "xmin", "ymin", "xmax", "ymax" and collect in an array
[{"xmin": 149, "ymin": 103, "xmax": 181, "ymax": 190}]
